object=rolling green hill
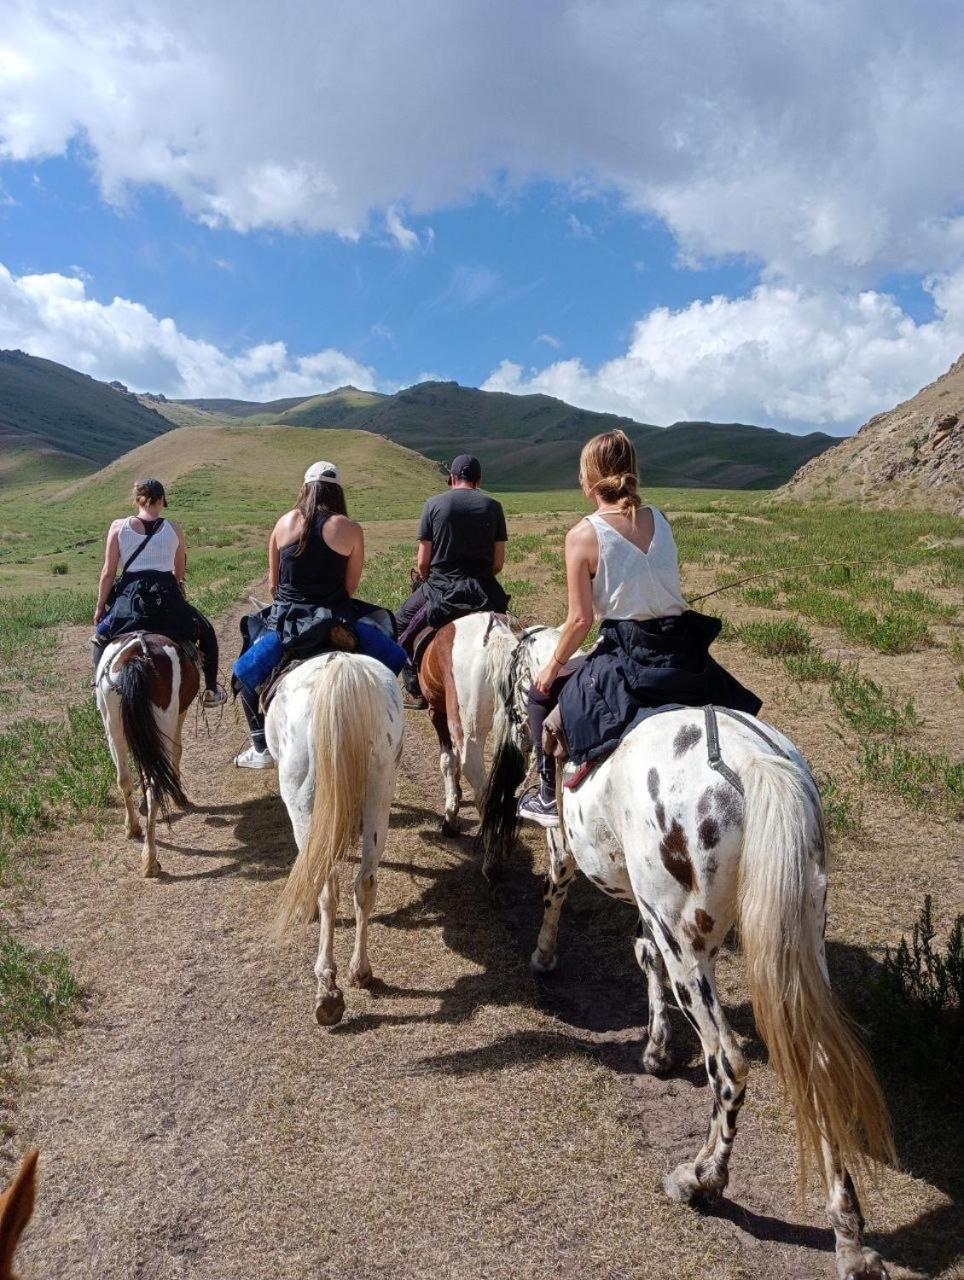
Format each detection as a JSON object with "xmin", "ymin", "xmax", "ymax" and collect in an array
[
  {"xmin": 264, "ymin": 381, "xmax": 838, "ymax": 489},
  {"xmin": 0, "ymin": 349, "xmax": 173, "ymax": 468}
]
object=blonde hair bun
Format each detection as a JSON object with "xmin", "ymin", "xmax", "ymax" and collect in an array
[{"xmin": 579, "ymin": 431, "xmax": 641, "ymax": 514}]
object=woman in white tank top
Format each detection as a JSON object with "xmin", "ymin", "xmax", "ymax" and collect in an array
[
  {"xmin": 93, "ymin": 478, "xmax": 226, "ymax": 706},
  {"xmin": 519, "ymin": 430, "xmax": 759, "ymax": 827}
]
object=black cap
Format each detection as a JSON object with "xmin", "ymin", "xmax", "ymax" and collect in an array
[
  {"xmin": 449, "ymin": 454, "xmax": 482, "ymax": 483},
  {"xmin": 137, "ymin": 478, "xmax": 167, "ymax": 502}
]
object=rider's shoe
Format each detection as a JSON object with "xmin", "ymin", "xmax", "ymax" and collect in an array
[
  {"xmin": 403, "ymin": 689, "xmax": 429, "ymax": 710},
  {"xmin": 518, "ymin": 790, "xmax": 560, "ymax": 828},
  {"xmin": 234, "ymin": 746, "xmax": 275, "ymax": 769},
  {"xmin": 200, "ymin": 684, "xmax": 228, "ymax": 708}
]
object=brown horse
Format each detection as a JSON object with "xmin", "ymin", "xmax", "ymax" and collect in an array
[
  {"xmin": 0, "ymin": 1149, "xmax": 37, "ymax": 1280},
  {"xmin": 94, "ymin": 633, "xmax": 200, "ymax": 876},
  {"xmin": 417, "ymin": 612, "xmax": 518, "ymax": 835}
]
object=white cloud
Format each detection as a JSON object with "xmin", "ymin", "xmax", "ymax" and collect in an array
[
  {"xmin": 566, "ymin": 213, "xmax": 594, "ymax": 241},
  {"xmin": 0, "ymin": 261, "xmax": 379, "ymax": 399},
  {"xmin": 1, "ymin": 1, "xmax": 964, "ymax": 279},
  {"xmin": 534, "ymin": 333, "xmax": 561, "ymax": 349},
  {"xmin": 484, "ymin": 272, "xmax": 964, "ymax": 432},
  {"xmin": 385, "ymin": 205, "xmax": 421, "ymax": 252}
]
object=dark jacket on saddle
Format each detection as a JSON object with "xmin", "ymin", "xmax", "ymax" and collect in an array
[
  {"xmin": 102, "ymin": 570, "xmax": 200, "ymax": 645},
  {"xmin": 559, "ymin": 611, "xmax": 762, "ymax": 767}
]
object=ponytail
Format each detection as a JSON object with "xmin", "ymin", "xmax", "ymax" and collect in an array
[{"xmin": 294, "ymin": 480, "xmax": 348, "ymax": 556}]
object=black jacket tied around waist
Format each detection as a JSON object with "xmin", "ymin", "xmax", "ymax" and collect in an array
[{"xmin": 558, "ymin": 610, "xmax": 762, "ymax": 767}]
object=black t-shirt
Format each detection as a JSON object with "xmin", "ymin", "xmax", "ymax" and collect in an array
[{"xmin": 418, "ymin": 488, "xmax": 508, "ymax": 578}]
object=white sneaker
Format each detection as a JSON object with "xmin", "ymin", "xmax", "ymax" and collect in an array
[{"xmin": 234, "ymin": 746, "xmax": 274, "ymax": 769}]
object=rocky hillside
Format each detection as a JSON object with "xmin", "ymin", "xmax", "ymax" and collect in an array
[{"xmin": 783, "ymin": 355, "xmax": 964, "ymax": 514}]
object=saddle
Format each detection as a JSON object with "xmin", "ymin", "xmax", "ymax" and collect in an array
[
  {"xmin": 257, "ymin": 623, "xmax": 358, "ymax": 715},
  {"xmin": 411, "ymin": 611, "xmax": 516, "ymax": 673}
]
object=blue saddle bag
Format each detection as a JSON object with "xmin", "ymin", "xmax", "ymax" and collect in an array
[
  {"xmin": 355, "ymin": 618, "xmax": 408, "ymax": 675},
  {"xmin": 233, "ymin": 629, "xmax": 284, "ymax": 694}
]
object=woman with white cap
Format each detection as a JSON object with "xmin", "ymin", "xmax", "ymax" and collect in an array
[{"xmin": 234, "ymin": 460, "xmax": 373, "ymax": 768}]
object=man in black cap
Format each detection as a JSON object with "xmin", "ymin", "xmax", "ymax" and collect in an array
[{"xmin": 396, "ymin": 454, "xmax": 509, "ymax": 708}]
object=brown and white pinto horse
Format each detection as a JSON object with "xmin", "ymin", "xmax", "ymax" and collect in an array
[
  {"xmin": 417, "ymin": 612, "xmax": 518, "ymax": 835},
  {"xmin": 95, "ymin": 632, "xmax": 200, "ymax": 877},
  {"xmin": 0, "ymin": 1148, "xmax": 37, "ymax": 1280}
]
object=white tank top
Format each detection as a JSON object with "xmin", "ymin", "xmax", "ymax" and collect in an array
[
  {"xmin": 116, "ymin": 517, "xmax": 179, "ymax": 575},
  {"xmin": 587, "ymin": 508, "xmax": 688, "ymax": 621}
]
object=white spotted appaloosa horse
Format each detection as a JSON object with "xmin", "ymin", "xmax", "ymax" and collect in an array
[
  {"xmin": 417, "ymin": 611, "xmax": 519, "ymax": 835},
  {"xmin": 95, "ymin": 633, "xmax": 200, "ymax": 877},
  {"xmin": 269, "ymin": 652, "xmax": 404, "ymax": 1025},
  {"xmin": 479, "ymin": 625, "xmax": 896, "ymax": 1280}
]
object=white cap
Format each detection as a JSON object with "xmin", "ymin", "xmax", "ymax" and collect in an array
[{"xmin": 304, "ymin": 460, "xmax": 341, "ymax": 485}]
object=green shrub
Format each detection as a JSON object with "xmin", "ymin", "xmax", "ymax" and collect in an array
[
  {"xmin": 50, "ymin": 562, "xmax": 69, "ymax": 576},
  {"xmin": 783, "ymin": 650, "xmax": 841, "ymax": 682},
  {"xmin": 860, "ymin": 741, "xmax": 964, "ymax": 814},
  {"xmin": 830, "ymin": 667, "xmax": 918, "ymax": 735},
  {"xmin": 739, "ymin": 618, "xmax": 813, "ymax": 657}
]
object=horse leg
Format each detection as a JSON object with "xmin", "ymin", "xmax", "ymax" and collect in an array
[
  {"xmin": 101, "ymin": 695, "xmax": 141, "ymax": 840},
  {"xmin": 141, "ymin": 786, "xmax": 160, "ymax": 878},
  {"xmin": 461, "ymin": 737, "xmax": 488, "ymax": 814},
  {"xmin": 431, "ymin": 706, "xmax": 461, "ymax": 836},
  {"xmin": 531, "ymin": 829, "xmax": 576, "ymax": 973},
  {"xmin": 821, "ymin": 1148, "xmax": 887, "ymax": 1280},
  {"xmin": 633, "ymin": 918, "xmax": 674, "ymax": 1075},
  {"xmin": 651, "ymin": 933, "xmax": 748, "ymax": 1204},
  {"xmin": 314, "ymin": 871, "xmax": 345, "ymax": 1026}
]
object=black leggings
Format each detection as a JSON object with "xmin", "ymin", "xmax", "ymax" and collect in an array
[
  {"xmin": 240, "ymin": 685, "xmax": 267, "ymax": 752},
  {"xmin": 527, "ymin": 672, "xmax": 573, "ymax": 798}
]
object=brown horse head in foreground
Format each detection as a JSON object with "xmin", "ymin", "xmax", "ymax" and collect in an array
[{"xmin": 0, "ymin": 1148, "xmax": 38, "ymax": 1280}]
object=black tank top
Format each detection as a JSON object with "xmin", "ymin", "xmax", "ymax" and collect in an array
[{"xmin": 277, "ymin": 514, "xmax": 350, "ymax": 606}]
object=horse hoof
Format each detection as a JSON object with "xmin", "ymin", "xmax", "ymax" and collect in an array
[
  {"xmin": 441, "ymin": 817, "xmax": 460, "ymax": 837},
  {"xmin": 348, "ymin": 967, "xmax": 373, "ymax": 989},
  {"xmin": 530, "ymin": 948, "xmax": 557, "ymax": 974},
  {"xmin": 314, "ymin": 991, "xmax": 345, "ymax": 1026},
  {"xmin": 642, "ymin": 1038, "xmax": 675, "ymax": 1076},
  {"xmin": 663, "ymin": 1162, "xmax": 704, "ymax": 1205},
  {"xmin": 127, "ymin": 825, "xmax": 143, "ymax": 841},
  {"xmin": 836, "ymin": 1246, "xmax": 889, "ymax": 1280},
  {"xmin": 142, "ymin": 858, "xmax": 161, "ymax": 879}
]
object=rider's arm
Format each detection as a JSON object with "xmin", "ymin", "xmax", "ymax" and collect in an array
[
  {"xmin": 416, "ymin": 540, "xmax": 432, "ymax": 580},
  {"xmin": 94, "ymin": 523, "xmax": 121, "ymax": 623},
  {"xmin": 173, "ymin": 522, "xmax": 187, "ymax": 584},
  {"xmin": 492, "ymin": 541, "xmax": 506, "ymax": 575},
  {"xmin": 268, "ymin": 523, "xmax": 282, "ymax": 597},
  {"xmin": 345, "ymin": 523, "xmax": 364, "ymax": 595},
  {"xmin": 532, "ymin": 522, "xmax": 594, "ymax": 694}
]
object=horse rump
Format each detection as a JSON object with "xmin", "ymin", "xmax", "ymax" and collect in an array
[{"xmin": 114, "ymin": 642, "xmax": 188, "ymax": 816}]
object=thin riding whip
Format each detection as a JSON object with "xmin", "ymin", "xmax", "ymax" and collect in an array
[{"xmin": 685, "ymin": 556, "xmax": 923, "ymax": 606}]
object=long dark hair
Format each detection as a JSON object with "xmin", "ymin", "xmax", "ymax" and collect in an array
[{"xmin": 294, "ymin": 480, "xmax": 348, "ymax": 556}]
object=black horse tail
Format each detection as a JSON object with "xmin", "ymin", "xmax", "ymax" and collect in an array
[
  {"xmin": 116, "ymin": 651, "xmax": 188, "ymax": 816},
  {"xmin": 476, "ymin": 680, "xmax": 528, "ymax": 882}
]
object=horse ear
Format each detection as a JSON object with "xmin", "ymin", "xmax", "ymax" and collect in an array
[{"xmin": 0, "ymin": 1148, "xmax": 38, "ymax": 1280}]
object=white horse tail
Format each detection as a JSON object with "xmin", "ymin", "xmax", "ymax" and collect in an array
[
  {"xmin": 737, "ymin": 748, "xmax": 895, "ymax": 1193},
  {"xmin": 275, "ymin": 656, "xmax": 382, "ymax": 936}
]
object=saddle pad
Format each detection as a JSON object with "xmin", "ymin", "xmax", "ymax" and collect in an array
[{"xmin": 411, "ymin": 624, "xmax": 439, "ymax": 671}]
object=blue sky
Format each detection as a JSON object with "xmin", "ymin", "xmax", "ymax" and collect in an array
[{"xmin": 1, "ymin": 1, "xmax": 963, "ymax": 433}]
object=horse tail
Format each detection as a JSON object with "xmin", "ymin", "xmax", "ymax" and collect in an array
[
  {"xmin": 113, "ymin": 644, "xmax": 188, "ymax": 815},
  {"xmin": 476, "ymin": 656, "xmax": 527, "ymax": 881},
  {"xmin": 275, "ymin": 656, "xmax": 382, "ymax": 936},
  {"xmin": 738, "ymin": 748, "xmax": 895, "ymax": 1194}
]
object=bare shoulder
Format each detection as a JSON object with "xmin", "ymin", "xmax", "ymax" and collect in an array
[
  {"xmin": 169, "ymin": 519, "xmax": 185, "ymax": 538},
  {"xmin": 566, "ymin": 517, "xmax": 596, "ymax": 549},
  {"xmin": 272, "ymin": 509, "xmax": 300, "ymax": 540}
]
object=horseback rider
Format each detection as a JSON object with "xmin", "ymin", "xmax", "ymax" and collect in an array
[
  {"xmin": 92, "ymin": 478, "xmax": 226, "ymax": 707},
  {"xmin": 518, "ymin": 430, "xmax": 760, "ymax": 827},
  {"xmin": 396, "ymin": 453, "xmax": 509, "ymax": 709},
  {"xmin": 234, "ymin": 460, "xmax": 397, "ymax": 769}
]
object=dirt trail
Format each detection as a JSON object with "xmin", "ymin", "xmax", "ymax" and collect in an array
[{"xmin": 3, "ymin": 602, "xmax": 954, "ymax": 1279}]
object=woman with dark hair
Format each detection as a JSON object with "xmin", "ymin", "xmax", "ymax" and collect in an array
[
  {"xmin": 92, "ymin": 478, "xmax": 226, "ymax": 706},
  {"xmin": 234, "ymin": 460, "xmax": 395, "ymax": 768}
]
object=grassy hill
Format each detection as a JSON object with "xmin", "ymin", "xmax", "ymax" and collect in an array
[
  {"xmin": 225, "ymin": 381, "xmax": 839, "ymax": 489},
  {"xmin": 0, "ymin": 425, "xmax": 445, "ymax": 597},
  {"xmin": 0, "ymin": 349, "xmax": 173, "ymax": 467}
]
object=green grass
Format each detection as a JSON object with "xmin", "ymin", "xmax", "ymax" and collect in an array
[
  {"xmin": 818, "ymin": 774, "xmax": 863, "ymax": 836},
  {"xmin": 860, "ymin": 741, "xmax": 964, "ymax": 814},
  {"xmin": 739, "ymin": 618, "xmax": 814, "ymax": 657},
  {"xmin": 829, "ymin": 667, "xmax": 919, "ymax": 735},
  {"xmin": 0, "ymin": 701, "xmax": 114, "ymax": 878},
  {"xmin": 782, "ymin": 649, "xmax": 842, "ymax": 682},
  {"xmin": 783, "ymin": 585, "xmax": 930, "ymax": 653},
  {"xmin": 0, "ymin": 927, "xmax": 78, "ymax": 1048},
  {"xmin": 741, "ymin": 584, "xmax": 779, "ymax": 607}
]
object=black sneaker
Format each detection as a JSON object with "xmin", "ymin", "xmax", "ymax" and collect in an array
[{"xmin": 518, "ymin": 790, "xmax": 560, "ymax": 828}]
